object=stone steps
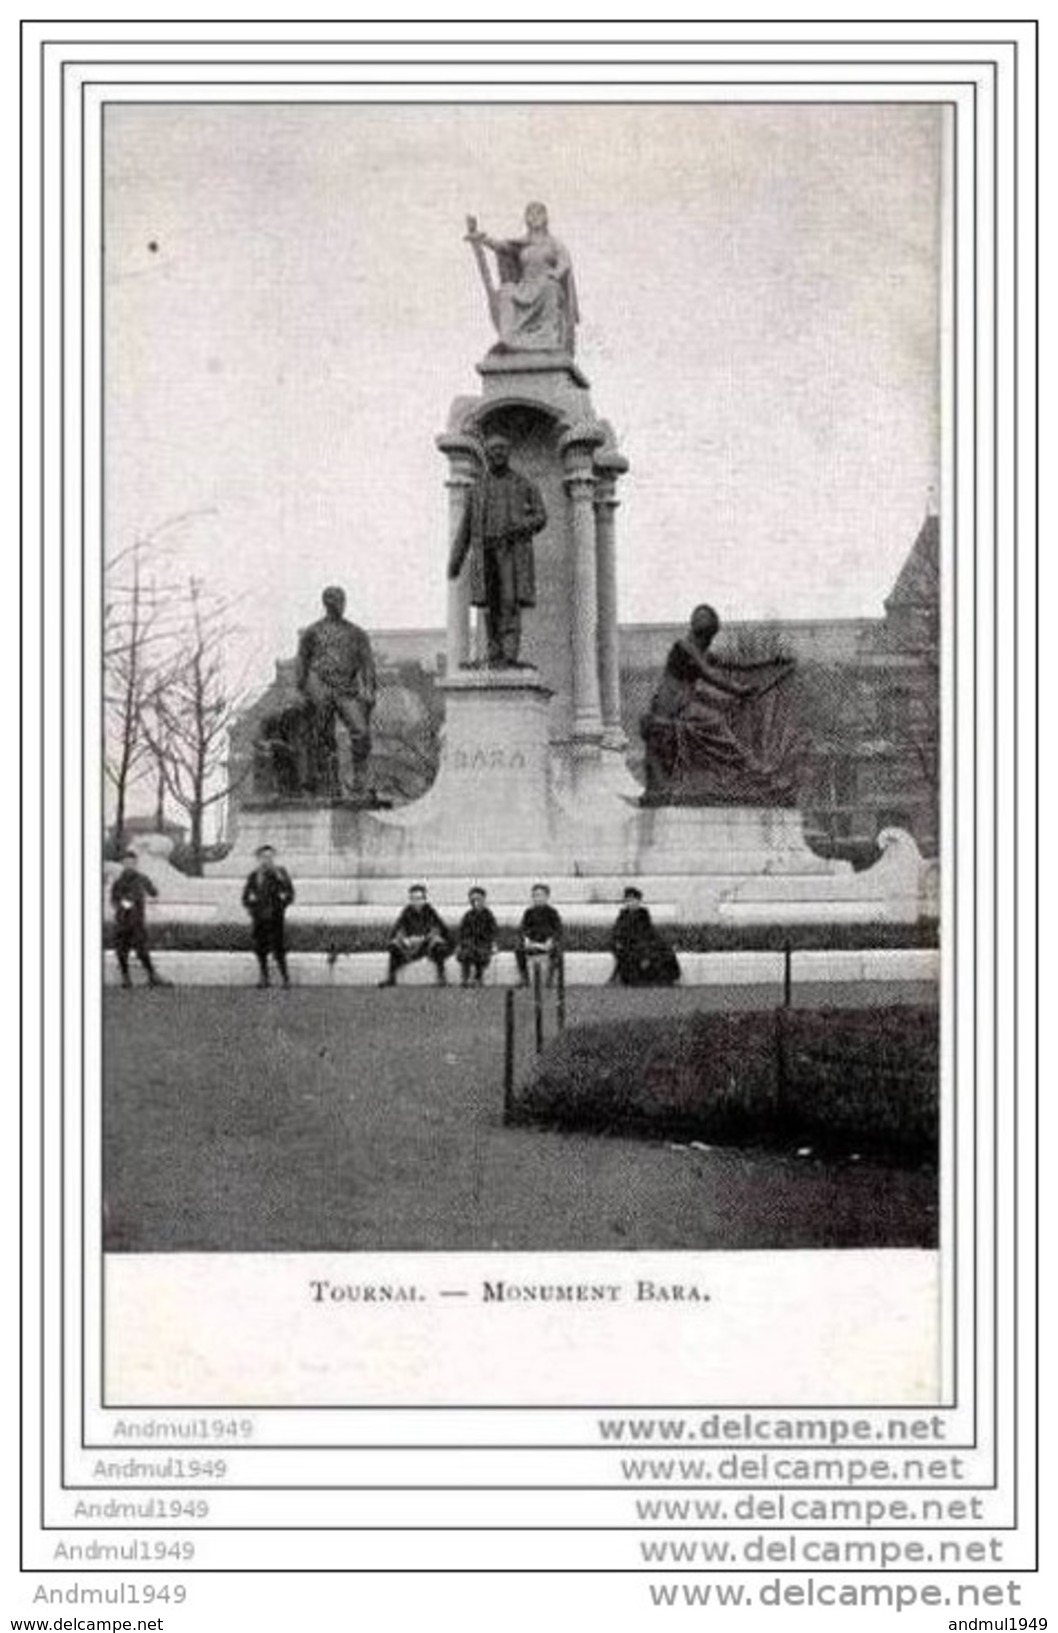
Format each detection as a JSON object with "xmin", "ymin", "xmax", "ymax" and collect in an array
[
  {"xmin": 109, "ymin": 827, "xmax": 929, "ymax": 928},
  {"xmin": 105, "ymin": 948, "xmax": 939, "ymax": 988},
  {"xmin": 119, "ymin": 870, "xmax": 843, "ymax": 905}
]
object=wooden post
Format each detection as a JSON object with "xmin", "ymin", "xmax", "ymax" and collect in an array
[
  {"xmin": 502, "ymin": 987, "xmax": 515, "ymax": 1122},
  {"xmin": 777, "ymin": 941, "xmax": 792, "ymax": 1135},
  {"xmin": 533, "ymin": 959, "xmax": 545, "ymax": 1053},
  {"xmin": 775, "ymin": 1005, "xmax": 787, "ymax": 1130},
  {"xmin": 556, "ymin": 956, "xmax": 567, "ymax": 1032}
]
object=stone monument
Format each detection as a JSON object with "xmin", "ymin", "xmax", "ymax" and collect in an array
[{"xmin": 210, "ymin": 205, "xmax": 926, "ymax": 925}]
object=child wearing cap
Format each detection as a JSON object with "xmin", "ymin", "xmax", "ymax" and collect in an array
[
  {"xmin": 515, "ymin": 883, "xmax": 564, "ymax": 989},
  {"xmin": 609, "ymin": 886, "xmax": 680, "ymax": 986},
  {"xmin": 109, "ymin": 848, "xmax": 168, "ymax": 988},
  {"xmin": 455, "ymin": 887, "xmax": 499, "ymax": 986},
  {"xmin": 242, "ymin": 844, "xmax": 296, "ymax": 988}
]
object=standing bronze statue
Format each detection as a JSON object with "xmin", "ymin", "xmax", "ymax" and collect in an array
[
  {"xmin": 447, "ymin": 434, "xmax": 547, "ymax": 667},
  {"xmin": 465, "ymin": 202, "xmax": 579, "ymax": 355},
  {"xmin": 296, "ymin": 586, "xmax": 377, "ymax": 798},
  {"xmin": 641, "ymin": 605, "xmax": 805, "ymax": 806}
]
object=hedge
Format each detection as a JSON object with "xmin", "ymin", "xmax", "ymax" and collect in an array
[
  {"xmin": 104, "ymin": 918, "xmax": 939, "ymax": 955},
  {"xmin": 512, "ymin": 1005, "xmax": 938, "ymax": 1164}
]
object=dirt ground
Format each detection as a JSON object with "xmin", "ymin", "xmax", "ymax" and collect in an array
[{"xmin": 102, "ymin": 983, "xmax": 938, "ymax": 1253}]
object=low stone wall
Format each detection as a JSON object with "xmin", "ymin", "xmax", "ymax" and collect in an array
[{"xmin": 103, "ymin": 948, "xmax": 940, "ymax": 988}]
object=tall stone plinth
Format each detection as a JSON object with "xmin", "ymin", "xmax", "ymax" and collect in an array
[{"xmin": 383, "ymin": 668, "xmax": 556, "ymax": 872}]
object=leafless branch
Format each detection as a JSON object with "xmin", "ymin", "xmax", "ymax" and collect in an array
[{"xmin": 135, "ymin": 574, "xmax": 250, "ymax": 872}]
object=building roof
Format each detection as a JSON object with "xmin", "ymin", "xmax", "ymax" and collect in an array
[{"xmin": 885, "ymin": 512, "xmax": 939, "ymax": 614}]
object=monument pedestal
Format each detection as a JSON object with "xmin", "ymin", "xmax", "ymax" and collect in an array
[
  {"xmin": 386, "ymin": 666, "xmax": 554, "ymax": 868},
  {"xmin": 631, "ymin": 804, "xmax": 840, "ymax": 875}
]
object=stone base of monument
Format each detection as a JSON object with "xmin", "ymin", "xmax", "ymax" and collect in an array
[
  {"xmin": 205, "ymin": 664, "xmax": 929, "ymax": 921},
  {"xmin": 214, "ymin": 665, "xmax": 558, "ymax": 879},
  {"xmin": 194, "ymin": 824, "xmax": 925, "ymax": 924},
  {"xmin": 386, "ymin": 664, "xmax": 556, "ymax": 859}
]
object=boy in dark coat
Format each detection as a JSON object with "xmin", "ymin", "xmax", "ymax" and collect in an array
[
  {"xmin": 380, "ymin": 885, "xmax": 452, "ymax": 987},
  {"xmin": 242, "ymin": 844, "xmax": 296, "ymax": 988},
  {"xmin": 455, "ymin": 886, "xmax": 499, "ymax": 986},
  {"xmin": 109, "ymin": 847, "xmax": 168, "ymax": 988},
  {"xmin": 515, "ymin": 882, "xmax": 564, "ymax": 988}
]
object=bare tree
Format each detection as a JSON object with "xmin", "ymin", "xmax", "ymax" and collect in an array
[
  {"xmin": 103, "ymin": 510, "xmax": 215, "ymax": 850},
  {"xmin": 104, "ymin": 540, "xmax": 175, "ymax": 849},
  {"xmin": 141, "ymin": 576, "xmax": 249, "ymax": 874},
  {"xmin": 139, "ymin": 689, "xmax": 175, "ymax": 835}
]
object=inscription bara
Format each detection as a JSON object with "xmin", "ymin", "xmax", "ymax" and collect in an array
[{"xmin": 453, "ymin": 747, "xmax": 528, "ymax": 772}]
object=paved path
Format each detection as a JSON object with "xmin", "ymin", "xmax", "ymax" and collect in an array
[{"xmin": 103, "ymin": 985, "xmax": 937, "ymax": 1254}]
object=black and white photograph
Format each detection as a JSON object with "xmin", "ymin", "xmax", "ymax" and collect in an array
[
  {"xmin": 102, "ymin": 103, "xmax": 941, "ymax": 1293},
  {"xmin": 20, "ymin": 20, "xmax": 1041, "ymax": 1613}
]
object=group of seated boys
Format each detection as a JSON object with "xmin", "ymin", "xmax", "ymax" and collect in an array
[
  {"xmin": 379, "ymin": 881, "xmax": 680, "ymax": 990},
  {"xmin": 380, "ymin": 882, "xmax": 564, "ymax": 988}
]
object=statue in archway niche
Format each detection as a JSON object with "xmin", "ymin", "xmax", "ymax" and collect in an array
[
  {"xmin": 640, "ymin": 606, "xmax": 806, "ymax": 806},
  {"xmin": 447, "ymin": 434, "xmax": 547, "ymax": 667},
  {"xmin": 465, "ymin": 202, "xmax": 579, "ymax": 355}
]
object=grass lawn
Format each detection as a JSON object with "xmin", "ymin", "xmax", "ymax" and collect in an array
[{"xmin": 103, "ymin": 983, "xmax": 938, "ymax": 1253}]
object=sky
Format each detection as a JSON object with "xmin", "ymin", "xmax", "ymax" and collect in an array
[{"xmin": 104, "ymin": 101, "xmax": 941, "ymax": 689}]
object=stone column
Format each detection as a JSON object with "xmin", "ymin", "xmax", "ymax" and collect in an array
[
  {"xmin": 560, "ymin": 424, "xmax": 606, "ymax": 755},
  {"xmin": 436, "ymin": 433, "xmax": 480, "ymax": 672},
  {"xmin": 593, "ymin": 452, "xmax": 629, "ymax": 752}
]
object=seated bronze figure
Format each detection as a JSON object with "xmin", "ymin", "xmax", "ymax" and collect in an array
[{"xmin": 641, "ymin": 605, "xmax": 805, "ymax": 806}]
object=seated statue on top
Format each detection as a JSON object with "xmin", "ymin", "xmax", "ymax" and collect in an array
[
  {"xmin": 640, "ymin": 605, "xmax": 806, "ymax": 807},
  {"xmin": 465, "ymin": 201, "xmax": 579, "ymax": 355}
]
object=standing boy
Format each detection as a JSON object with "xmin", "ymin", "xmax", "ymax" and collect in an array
[
  {"xmin": 109, "ymin": 847, "xmax": 168, "ymax": 988},
  {"xmin": 242, "ymin": 844, "xmax": 296, "ymax": 988}
]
